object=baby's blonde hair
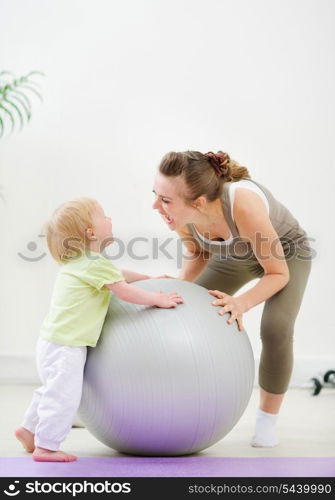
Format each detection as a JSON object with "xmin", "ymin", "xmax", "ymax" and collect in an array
[{"xmin": 45, "ymin": 197, "xmax": 99, "ymax": 263}]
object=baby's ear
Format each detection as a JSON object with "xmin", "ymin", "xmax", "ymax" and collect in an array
[{"xmin": 85, "ymin": 228, "xmax": 98, "ymax": 241}]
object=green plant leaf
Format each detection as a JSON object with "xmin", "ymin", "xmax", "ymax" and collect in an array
[
  {"xmin": 9, "ymin": 93, "xmax": 31, "ymax": 121},
  {"xmin": 4, "ymin": 98, "xmax": 24, "ymax": 130},
  {"xmin": 0, "ymin": 71, "xmax": 44, "ymax": 139},
  {"xmin": 20, "ymin": 84, "xmax": 43, "ymax": 102},
  {"xmin": 11, "ymin": 87, "xmax": 31, "ymax": 106},
  {"xmin": 26, "ymin": 71, "xmax": 45, "ymax": 78},
  {"xmin": 0, "ymin": 115, "xmax": 4, "ymax": 138},
  {"xmin": 11, "ymin": 89, "xmax": 32, "ymax": 110},
  {"xmin": 0, "ymin": 84, "xmax": 11, "ymax": 96},
  {"xmin": 0, "ymin": 103, "xmax": 15, "ymax": 133},
  {"xmin": 0, "ymin": 71, "xmax": 14, "ymax": 82}
]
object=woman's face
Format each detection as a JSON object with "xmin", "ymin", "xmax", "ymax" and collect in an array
[{"xmin": 152, "ymin": 172, "xmax": 197, "ymax": 231}]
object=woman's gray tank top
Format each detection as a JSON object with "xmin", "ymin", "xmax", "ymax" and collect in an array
[{"xmin": 186, "ymin": 179, "xmax": 308, "ymax": 262}]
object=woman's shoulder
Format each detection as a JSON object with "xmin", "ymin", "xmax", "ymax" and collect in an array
[
  {"xmin": 226, "ymin": 179, "xmax": 270, "ymax": 216},
  {"xmin": 229, "ymin": 178, "xmax": 266, "ymax": 192}
]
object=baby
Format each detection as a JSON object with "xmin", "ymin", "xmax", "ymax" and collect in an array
[{"xmin": 15, "ymin": 197, "xmax": 183, "ymax": 462}]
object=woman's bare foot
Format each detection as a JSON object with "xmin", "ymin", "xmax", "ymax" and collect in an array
[
  {"xmin": 32, "ymin": 446, "xmax": 77, "ymax": 462},
  {"xmin": 14, "ymin": 427, "xmax": 35, "ymax": 453}
]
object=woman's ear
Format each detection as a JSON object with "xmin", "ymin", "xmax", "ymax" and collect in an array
[
  {"xmin": 192, "ymin": 195, "xmax": 207, "ymax": 211},
  {"xmin": 85, "ymin": 228, "xmax": 98, "ymax": 241}
]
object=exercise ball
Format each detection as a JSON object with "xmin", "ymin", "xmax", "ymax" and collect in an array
[{"xmin": 79, "ymin": 279, "xmax": 254, "ymax": 456}]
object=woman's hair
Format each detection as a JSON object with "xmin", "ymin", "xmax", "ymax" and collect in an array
[
  {"xmin": 158, "ymin": 150, "xmax": 250, "ymax": 203},
  {"xmin": 45, "ymin": 197, "xmax": 99, "ymax": 264}
]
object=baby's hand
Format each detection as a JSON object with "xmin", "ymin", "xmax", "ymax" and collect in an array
[{"xmin": 155, "ymin": 291, "xmax": 183, "ymax": 308}]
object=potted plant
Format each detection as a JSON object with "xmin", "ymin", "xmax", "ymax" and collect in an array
[
  {"xmin": 0, "ymin": 71, "xmax": 44, "ymax": 201},
  {"xmin": 0, "ymin": 71, "xmax": 44, "ymax": 137}
]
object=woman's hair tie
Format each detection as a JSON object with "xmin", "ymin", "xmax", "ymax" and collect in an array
[{"xmin": 204, "ymin": 151, "xmax": 231, "ymax": 177}]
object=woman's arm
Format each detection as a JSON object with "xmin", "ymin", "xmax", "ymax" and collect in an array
[
  {"xmin": 233, "ymin": 188, "xmax": 290, "ymax": 311},
  {"xmin": 209, "ymin": 189, "xmax": 289, "ymax": 331},
  {"xmin": 176, "ymin": 226, "xmax": 211, "ymax": 281}
]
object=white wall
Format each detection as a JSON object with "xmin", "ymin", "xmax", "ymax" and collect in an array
[{"xmin": 1, "ymin": 0, "xmax": 334, "ymax": 382}]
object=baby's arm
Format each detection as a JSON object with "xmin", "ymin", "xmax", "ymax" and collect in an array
[
  {"xmin": 122, "ymin": 269, "xmax": 178, "ymax": 282},
  {"xmin": 121, "ymin": 269, "xmax": 150, "ymax": 283},
  {"xmin": 106, "ymin": 281, "xmax": 183, "ymax": 309}
]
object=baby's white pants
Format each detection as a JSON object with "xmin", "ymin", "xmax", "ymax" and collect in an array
[{"xmin": 22, "ymin": 337, "xmax": 87, "ymax": 451}]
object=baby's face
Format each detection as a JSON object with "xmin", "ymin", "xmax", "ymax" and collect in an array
[{"xmin": 91, "ymin": 204, "xmax": 113, "ymax": 247}]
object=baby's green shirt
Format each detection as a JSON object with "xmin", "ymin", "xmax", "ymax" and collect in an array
[{"xmin": 40, "ymin": 252, "xmax": 124, "ymax": 347}]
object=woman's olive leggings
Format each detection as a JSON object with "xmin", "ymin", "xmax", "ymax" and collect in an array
[{"xmin": 195, "ymin": 251, "xmax": 312, "ymax": 394}]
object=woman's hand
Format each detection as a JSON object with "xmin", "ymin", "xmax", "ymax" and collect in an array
[{"xmin": 209, "ymin": 290, "xmax": 247, "ymax": 331}]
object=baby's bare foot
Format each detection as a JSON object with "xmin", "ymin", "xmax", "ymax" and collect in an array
[
  {"xmin": 32, "ymin": 447, "xmax": 77, "ymax": 462},
  {"xmin": 15, "ymin": 427, "xmax": 35, "ymax": 453}
]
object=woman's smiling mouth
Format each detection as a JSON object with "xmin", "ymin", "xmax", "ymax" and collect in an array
[{"xmin": 161, "ymin": 214, "xmax": 174, "ymax": 225}]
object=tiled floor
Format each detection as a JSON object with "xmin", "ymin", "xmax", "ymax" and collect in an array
[{"xmin": 1, "ymin": 385, "xmax": 334, "ymax": 458}]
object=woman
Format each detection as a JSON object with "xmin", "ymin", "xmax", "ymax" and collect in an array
[{"xmin": 152, "ymin": 150, "xmax": 312, "ymax": 447}]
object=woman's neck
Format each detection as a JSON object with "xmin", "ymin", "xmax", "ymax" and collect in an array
[{"xmin": 192, "ymin": 198, "xmax": 225, "ymax": 227}]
